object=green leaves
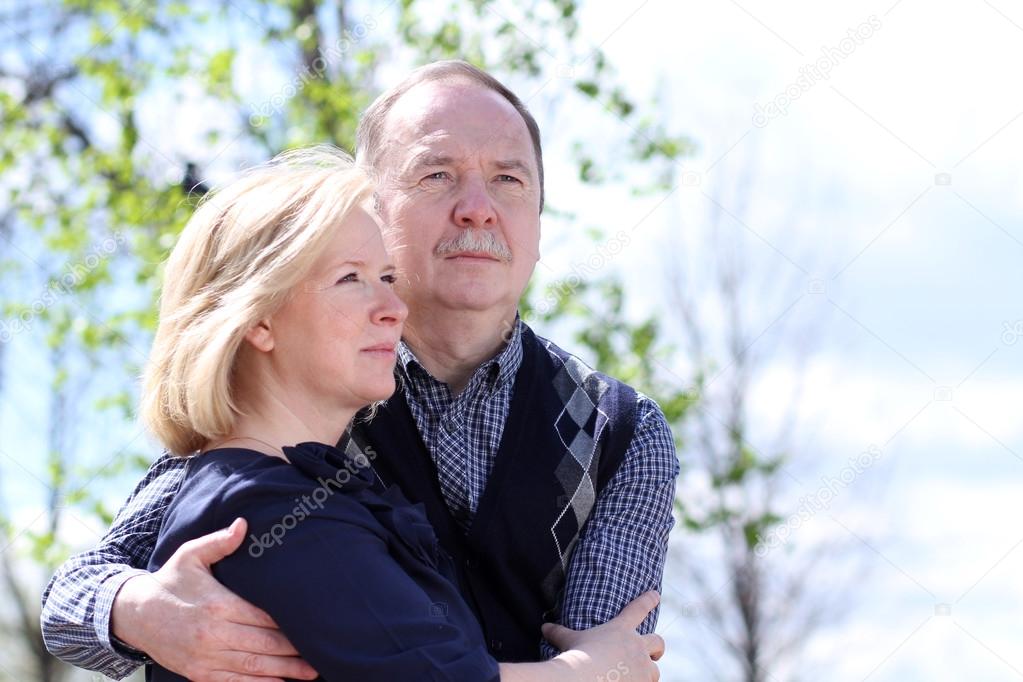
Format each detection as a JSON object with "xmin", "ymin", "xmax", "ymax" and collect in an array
[
  {"xmin": 205, "ymin": 48, "xmax": 237, "ymax": 95},
  {"xmin": 575, "ymin": 80, "xmax": 599, "ymax": 98},
  {"xmin": 0, "ymin": 3, "xmax": 703, "ymax": 625}
]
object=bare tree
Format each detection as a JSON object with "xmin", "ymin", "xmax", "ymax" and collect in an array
[{"xmin": 663, "ymin": 169, "xmax": 865, "ymax": 681}]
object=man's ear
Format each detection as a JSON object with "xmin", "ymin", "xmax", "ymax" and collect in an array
[{"xmin": 243, "ymin": 319, "xmax": 274, "ymax": 352}]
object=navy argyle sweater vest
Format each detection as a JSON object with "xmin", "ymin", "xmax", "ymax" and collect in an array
[{"xmin": 351, "ymin": 326, "xmax": 639, "ymax": 662}]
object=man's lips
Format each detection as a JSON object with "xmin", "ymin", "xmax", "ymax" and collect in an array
[{"xmin": 444, "ymin": 251, "xmax": 502, "ymax": 262}]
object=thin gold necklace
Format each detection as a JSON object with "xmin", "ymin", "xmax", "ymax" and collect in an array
[{"xmin": 214, "ymin": 436, "xmax": 285, "ymax": 458}]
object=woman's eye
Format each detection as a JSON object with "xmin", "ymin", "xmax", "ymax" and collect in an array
[
  {"xmin": 381, "ymin": 273, "xmax": 397, "ymax": 285},
  {"xmin": 336, "ymin": 272, "xmax": 358, "ymax": 284},
  {"xmin": 423, "ymin": 171, "xmax": 448, "ymax": 182}
]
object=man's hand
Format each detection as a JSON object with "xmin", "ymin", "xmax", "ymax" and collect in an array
[
  {"xmin": 111, "ymin": 518, "xmax": 318, "ymax": 682},
  {"xmin": 542, "ymin": 591, "xmax": 664, "ymax": 681}
]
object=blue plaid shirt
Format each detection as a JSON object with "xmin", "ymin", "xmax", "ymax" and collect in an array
[{"xmin": 40, "ymin": 320, "xmax": 679, "ymax": 679}]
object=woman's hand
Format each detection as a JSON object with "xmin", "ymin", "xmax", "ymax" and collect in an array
[{"xmin": 543, "ymin": 591, "xmax": 665, "ymax": 681}]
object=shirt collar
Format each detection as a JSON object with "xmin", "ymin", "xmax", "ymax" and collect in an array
[{"xmin": 397, "ymin": 314, "xmax": 525, "ymax": 394}]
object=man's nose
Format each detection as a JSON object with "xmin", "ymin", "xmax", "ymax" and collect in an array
[{"xmin": 453, "ymin": 174, "xmax": 496, "ymax": 228}]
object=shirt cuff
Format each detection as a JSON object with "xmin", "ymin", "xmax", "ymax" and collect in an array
[{"xmin": 94, "ymin": 567, "xmax": 154, "ymax": 663}]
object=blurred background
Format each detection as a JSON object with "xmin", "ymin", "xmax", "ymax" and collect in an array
[{"xmin": 1, "ymin": 0, "xmax": 1021, "ymax": 680}]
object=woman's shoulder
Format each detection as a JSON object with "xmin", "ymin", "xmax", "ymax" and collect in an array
[
  {"xmin": 163, "ymin": 448, "xmax": 361, "ymax": 532},
  {"xmin": 180, "ymin": 447, "xmax": 299, "ymax": 501},
  {"xmin": 190, "ymin": 447, "xmax": 375, "ymax": 522},
  {"xmin": 197, "ymin": 447, "xmax": 313, "ymax": 495},
  {"xmin": 150, "ymin": 449, "xmax": 295, "ymax": 569},
  {"xmin": 211, "ymin": 443, "xmax": 443, "ymax": 571}
]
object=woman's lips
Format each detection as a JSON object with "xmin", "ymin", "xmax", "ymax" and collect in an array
[{"xmin": 361, "ymin": 343, "xmax": 396, "ymax": 357}]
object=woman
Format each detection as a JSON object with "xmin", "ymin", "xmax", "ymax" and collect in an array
[{"xmin": 141, "ymin": 146, "xmax": 662, "ymax": 681}]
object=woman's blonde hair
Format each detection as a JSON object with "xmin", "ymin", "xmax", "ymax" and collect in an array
[{"xmin": 141, "ymin": 145, "xmax": 372, "ymax": 456}]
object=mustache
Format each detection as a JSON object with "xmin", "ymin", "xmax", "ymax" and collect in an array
[{"xmin": 434, "ymin": 230, "xmax": 513, "ymax": 262}]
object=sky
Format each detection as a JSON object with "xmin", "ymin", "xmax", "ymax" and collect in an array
[
  {"xmin": 554, "ymin": 1, "xmax": 1022, "ymax": 680},
  {"xmin": 2, "ymin": 0, "xmax": 1022, "ymax": 680}
]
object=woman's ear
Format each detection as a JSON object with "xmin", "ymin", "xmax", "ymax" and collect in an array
[{"xmin": 243, "ymin": 319, "xmax": 275, "ymax": 353}]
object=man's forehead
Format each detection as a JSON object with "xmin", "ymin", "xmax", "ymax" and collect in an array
[
  {"xmin": 384, "ymin": 80, "xmax": 532, "ymax": 150},
  {"xmin": 401, "ymin": 133, "xmax": 528, "ymax": 166}
]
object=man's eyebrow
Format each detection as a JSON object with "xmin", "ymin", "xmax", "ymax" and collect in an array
[
  {"xmin": 406, "ymin": 151, "xmax": 454, "ymax": 171},
  {"xmin": 495, "ymin": 158, "xmax": 534, "ymax": 178}
]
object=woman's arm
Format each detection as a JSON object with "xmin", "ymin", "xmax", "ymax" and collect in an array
[
  {"xmin": 42, "ymin": 455, "xmax": 316, "ymax": 682},
  {"xmin": 212, "ymin": 487, "xmax": 501, "ymax": 681},
  {"xmin": 211, "ymin": 474, "xmax": 663, "ymax": 681}
]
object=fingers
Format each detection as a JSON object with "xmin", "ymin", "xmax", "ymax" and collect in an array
[
  {"xmin": 217, "ymin": 622, "xmax": 302, "ymax": 658},
  {"xmin": 207, "ymin": 674, "xmax": 285, "ymax": 682},
  {"xmin": 643, "ymin": 632, "xmax": 665, "ymax": 661},
  {"xmin": 216, "ymin": 651, "xmax": 318, "ymax": 680},
  {"xmin": 611, "ymin": 591, "xmax": 660, "ymax": 630},
  {"xmin": 540, "ymin": 622, "xmax": 578, "ymax": 651},
  {"xmin": 214, "ymin": 589, "xmax": 280, "ymax": 629},
  {"xmin": 181, "ymin": 518, "xmax": 249, "ymax": 567}
]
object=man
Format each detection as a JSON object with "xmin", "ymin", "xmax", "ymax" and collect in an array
[{"xmin": 41, "ymin": 60, "xmax": 679, "ymax": 680}]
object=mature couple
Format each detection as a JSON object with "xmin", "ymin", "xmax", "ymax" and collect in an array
[{"xmin": 41, "ymin": 61, "xmax": 679, "ymax": 681}]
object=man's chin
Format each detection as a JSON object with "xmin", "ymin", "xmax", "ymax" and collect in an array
[
  {"xmin": 426, "ymin": 278, "xmax": 509, "ymax": 311},
  {"xmin": 431, "ymin": 291, "xmax": 512, "ymax": 315}
]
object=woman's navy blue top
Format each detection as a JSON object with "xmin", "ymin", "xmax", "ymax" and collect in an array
[{"xmin": 145, "ymin": 442, "xmax": 500, "ymax": 682}]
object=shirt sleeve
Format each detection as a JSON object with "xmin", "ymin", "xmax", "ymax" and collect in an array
[
  {"xmin": 541, "ymin": 395, "xmax": 680, "ymax": 658},
  {"xmin": 40, "ymin": 453, "xmax": 186, "ymax": 680},
  {"xmin": 211, "ymin": 481, "xmax": 500, "ymax": 682}
]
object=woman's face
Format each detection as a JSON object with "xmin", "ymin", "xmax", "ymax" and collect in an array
[{"xmin": 262, "ymin": 207, "xmax": 407, "ymax": 411}]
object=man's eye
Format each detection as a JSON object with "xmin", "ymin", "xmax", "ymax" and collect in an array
[
  {"xmin": 497, "ymin": 174, "xmax": 521, "ymax": 183},
  {"xmin": 336, "ymin": 272, "xmax": 358, "ymax": 284}
]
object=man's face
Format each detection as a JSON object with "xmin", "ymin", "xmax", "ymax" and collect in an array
[{"xmin": 374, "ymin": 79, "xmax": 541, "ymax": 319}]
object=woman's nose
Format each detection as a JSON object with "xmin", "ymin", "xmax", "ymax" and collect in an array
[{"xmin": 373, "ymin": 284, "xmax": 408, "ymax": 326}]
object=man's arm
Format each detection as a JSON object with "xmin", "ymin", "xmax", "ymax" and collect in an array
[
  {"xmin": 40, "ymin": 453, "xmax": 187, "ymax": 679},
  {"xmin": 542, "ymin": 395, "xmax": 680, "ymax": 657}
]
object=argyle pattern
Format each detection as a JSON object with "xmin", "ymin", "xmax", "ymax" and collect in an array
[{"xmin": 549, "ymin": 353, "xmax": 610, "ymax": 571}]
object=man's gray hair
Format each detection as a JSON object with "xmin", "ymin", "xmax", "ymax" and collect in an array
[{"xmin": 355, "ymin": 59, "xmax": 545, "ymax": 212}]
